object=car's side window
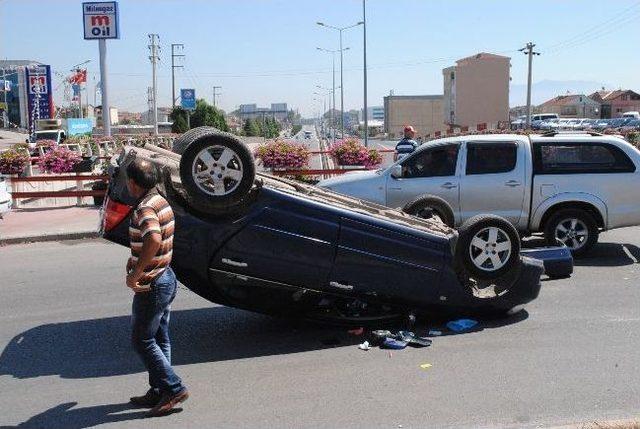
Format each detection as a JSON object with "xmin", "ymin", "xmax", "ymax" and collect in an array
[
  {"xmin": 401, "ymin": 144, "xmax": 459, "ymax": 178},
  {"xmin": 466, "ymin": 142, "xmax": 517, "ymax": 175},
  {"xmin": 533, "ymin": 142, "xmax": 636, "ymax": 174}
]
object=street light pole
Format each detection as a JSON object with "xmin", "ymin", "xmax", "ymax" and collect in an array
[
  {"xmin": 317, "ymin": 21, "xmax": 363, "ymax": 140},
  {"xmin": 362, "ymin": 0, "xmax": 369, "ymax": 147}
]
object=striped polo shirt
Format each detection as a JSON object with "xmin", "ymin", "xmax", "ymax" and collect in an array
[{"xmin": 128, "ymin": 192, "xmax": 175, "ymax": 286}]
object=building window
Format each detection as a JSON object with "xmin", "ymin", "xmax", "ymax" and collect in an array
[
  {"xmin": 450, "ymin": 72, "xmax": 454, "ymax": 80},
  {"xmin": 617, "ymin": 108, "xmax": 623, "ymax": 113}
]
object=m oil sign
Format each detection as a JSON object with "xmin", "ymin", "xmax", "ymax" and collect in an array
[{"xmin": 83, "ymin": 2, "xmax": 120, "ymax": 39}]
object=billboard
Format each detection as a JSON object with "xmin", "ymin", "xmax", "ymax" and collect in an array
[
  {"xmin": 83, "ymin": 2, "xmax": 120, "ymax": 39},
  {"xmin": 180, "ymin": 89, "xmax": 196, "ymax": 110},
  {"xmin": 25, "ymin": 65, "xmax": 53, "ymax": 129},
  {"xmin": 66, "ymin": 118, "xmax": 95, "ymax": 136}
]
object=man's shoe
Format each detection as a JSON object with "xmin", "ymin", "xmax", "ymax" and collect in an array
[
  {"xmin": 146, "ymin": 389, "xmax": 189, "ymax": 417},
  {"xmin": 130, "ymin": 389, "xmax": 161, "ymax": 407}
]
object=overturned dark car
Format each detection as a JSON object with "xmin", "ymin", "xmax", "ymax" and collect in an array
[{"xmin": 102, "ymin": 127, "xmax": 554, "ymax": 324}]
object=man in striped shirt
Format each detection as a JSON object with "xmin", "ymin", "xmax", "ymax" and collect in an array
[{"xmin": 125, "ymin": 159, "xmax": 189, "ymax": 417}]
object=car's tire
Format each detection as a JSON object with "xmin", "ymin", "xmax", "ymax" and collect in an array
[
  {"xmin": 456, "ymin": 214, "xmax": 521, "ymax": 280},
  {"xmin": 178, "ymin": 127, "xmax": 256, "ymax": 213},
  {"xmin": 172, "ymin": 126, "xmax": 220, "ymax": 155},
  {"xmin": 544, "ymin": 208, "xmax": 598, "ymax": 257},
  {"xmin": 402, "ymin": 195, "xmax": 455, "ymax": 227}
]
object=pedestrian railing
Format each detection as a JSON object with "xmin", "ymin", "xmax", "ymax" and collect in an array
[{"xmin": 7, "ymin": 174, "xmax": 109, "ymax": 208}]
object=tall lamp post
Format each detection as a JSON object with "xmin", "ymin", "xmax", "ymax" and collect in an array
[
  {"xmin": 362, "ymin": 0, "xmax": 369, "ymax": 147},
  {"xmin": 316, "ymin": 84, "xmax": 340, "ymax": 143},
  {"xmin": 317, "ymin": 21, "xmax": 363, "ymax": 139}
]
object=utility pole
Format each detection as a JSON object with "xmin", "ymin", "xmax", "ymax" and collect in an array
[
  {"xmin": 148, "ymin": 34, "xmax": 160, "ymax": 135},
  {"xmin": 212, "ymin": 86, "xmax": 222, "ymax": 107},
  {"xmin": 2, "ymin": 68, "xmax": 9, "ymax": 128},
  {"xmin": 99, "ymin": 40, "xmax": 111, "ymax": 136},
  {"xmin": 519, "ymin": 42, "xmax": 540, "ymax": 129},
  {"xmin": 171, "ymin": 43, "xmax": 184, "ymax": 108}
]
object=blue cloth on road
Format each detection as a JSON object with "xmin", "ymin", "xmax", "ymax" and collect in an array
[
  {"xmin": 131, "ymin": 267, "xmax": 185, "ymax": 396},
  {"xmin": 446, "ymin": 319, "xmax": 479, "ymax": 333}
]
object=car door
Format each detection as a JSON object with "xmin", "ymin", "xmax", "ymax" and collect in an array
[
  {"xmin": 386, "ymin": 143, "xmax": 461, "ymax": 221},
  {"xmin": 210, "ymin": 204, "xmax": 339, "ymax": 289},
  {"xmin": 328, "ymin": 216, "xmax": 446, "ymax": 305},
  {"xmin": 459, "ymin": 141, "xmax": 526, "ymax": 225}
]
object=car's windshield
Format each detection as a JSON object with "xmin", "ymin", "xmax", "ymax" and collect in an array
[{"xmin": 35, "ymin": 131, "xmax": 59, "ymax": 140}]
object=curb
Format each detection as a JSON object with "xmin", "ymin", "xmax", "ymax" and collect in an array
[
  {"xmin": 549, "ymin": 419, "xmax": 640, "ymax": 429},
  {"xmin": 0, "ymin": 230, "xmax": 100, "ymax": 246}
]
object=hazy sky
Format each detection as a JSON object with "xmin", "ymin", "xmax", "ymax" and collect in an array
[{"xmin": 2, "ymin": 0, "xmax": 639, "ymax": 116}]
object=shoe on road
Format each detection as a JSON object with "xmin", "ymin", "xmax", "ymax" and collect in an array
[
  {"xmin": 146, "ymin": 389, "xmax": 189, "ymax": 417},
  {"xmin": 130, "ymin": 388, "xmax": 161, "ymax": 408}
]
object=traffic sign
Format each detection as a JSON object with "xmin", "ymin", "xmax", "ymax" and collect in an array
[
  {"xmin": 181, "ymin": 89, "xmax": 196, "ymax": 110},
  {"xmin": 83, "ymin": 2, "xmax": 120, "ymax": 39}
]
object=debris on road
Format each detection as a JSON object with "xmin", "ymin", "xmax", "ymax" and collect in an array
[
  {"xmin": 358, "ymin": 341, "xmax": 371, "ymax": 351},
  {"xmin": 381, "ymin": 338, "xmax": 409, "ymax": 349},
  {"xmin": 428, "ymin": 330, "xmax": 442, "ymax": 336},
  {"xmin": 446, "ymin": 318, "xmax": 479, "ymax": 333},
  {"xmin": 419, "ymin": 363, "xmax": 433, "ymax": 370}
]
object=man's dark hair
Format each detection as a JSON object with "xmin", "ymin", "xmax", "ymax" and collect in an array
[{"xmin": 126, "ymin": 159, "xmax": 159, "ymax": 189}]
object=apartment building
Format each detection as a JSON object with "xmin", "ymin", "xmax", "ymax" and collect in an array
[
  {"xmin": 383, "ymin": 95, "xmax": 444, "ymax": 139},
  {"xmin": 443, "ymin": 53, "xmax": 510, "ymax": 128}
]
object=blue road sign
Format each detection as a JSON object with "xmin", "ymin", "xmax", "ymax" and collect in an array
[{"xmin": 180, "ymin": 89, "xmax": 196, "ymax": 110}]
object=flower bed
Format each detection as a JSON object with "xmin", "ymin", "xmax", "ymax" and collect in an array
[
  {"xmin": 254, "ymin": 140, "xmax": 310, "ymax": 170},
  {"xmin": 0, "ymin": 146, "xmax": 30, "ymax": 175},
  {"xmin": 37, "ymin": 143, "xmax": 82, "ymax": 174},
  {"xmin": 328, "ymin": 138, "xmax": 382, "ymax": 168}
]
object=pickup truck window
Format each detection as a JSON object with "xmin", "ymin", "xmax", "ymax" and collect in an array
[
  {"xmin": 401, "ymin": 144, "xmax": 459, "ymax": 178},
  {"xmin": 466, "ymin": 142, "xmax": 517, "ymax": 175},
  {"xmin": 533, "ymin": 142, "xmax": 636, "ymax": 174}
]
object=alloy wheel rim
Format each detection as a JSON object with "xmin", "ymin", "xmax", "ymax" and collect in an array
[
  {"xmin": 554, "ymin": 218, "xmax": 588, "ymax": 250},
  {"xmin": 191, "ymin": 145, "xmax": 244, "ymax": 197},
  {"xmin": 468, "ymin": 226, "xmax": 512, "ymax": 272}
]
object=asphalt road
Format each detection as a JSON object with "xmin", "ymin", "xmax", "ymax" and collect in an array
[{"xmin": 1, "ymin": 229, "xmax": 639, "ymax": 428}]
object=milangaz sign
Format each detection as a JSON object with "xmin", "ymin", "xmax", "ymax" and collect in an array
[{"xmin": 83, "ymin": 2, "xmax": 120, "ymax": 40}]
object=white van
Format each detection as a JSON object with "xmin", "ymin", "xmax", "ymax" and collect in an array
[{"xmin": 622, "ymin": 111, "xmax": 640, "ymax": 119}]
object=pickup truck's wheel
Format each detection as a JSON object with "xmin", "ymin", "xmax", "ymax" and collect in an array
[
  {"xmin": 457, "ymin": 214, "xmax": 520, "ymax": 280},
  {"xmin": 402, "ymin": 195, "xmax": 454, "ymax": 227},
  {"xmin": 544, "ymin": 208, "xmax": 598, "ymax": 257},
  {"xmin": 179, "ymin": 127, "xmax": 256, "ymax": 212}
]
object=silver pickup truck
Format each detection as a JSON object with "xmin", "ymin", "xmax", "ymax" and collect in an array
[{"xmin": 319, "ymin": 132, "xmax": 640, "ymax": 256}]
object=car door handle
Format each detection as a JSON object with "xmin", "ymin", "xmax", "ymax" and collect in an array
[
  {"xmin": 389, "ymin": 187, "xmax": 402, "ymax": 191},
  {"xmin": 441, "ymin": 182, "xmax": 457, "ymax": 189},
  {"xmin": 222, "ymin": 258, "xmax": 248, "ymax": 268},
  {"xmin": 505, "ymin": 180, "xmax": 521, "ymax": 187},
  {"xmin": 329, "ymin": 281, "xmax": 354, "ymax": 291}
]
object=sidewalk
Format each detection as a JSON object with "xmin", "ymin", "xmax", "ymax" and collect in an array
[{"xmin": 0, "ymin": 206, "xmax": 101, "ymax": 245}]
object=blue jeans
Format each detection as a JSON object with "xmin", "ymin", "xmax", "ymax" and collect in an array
[{"xmin": 131, "ymin": 267, "xmax": 185, "ymax": 396}]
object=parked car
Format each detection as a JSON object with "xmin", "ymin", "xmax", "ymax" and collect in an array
[
  {"xmin": 511, "ymin": 113, "xmax": 559, "ymax": 130},
  {"xmin": 319, "ymin": 131, "xmax": 640, "ymax": 256},
  {"xmin": 0, "ymin": 176, "xmax": 11, "ymax": 218},
  {"xmin": 101, "ymin": 128, "xmax": 552, "ymax": 323},
  {"xmin": 622, "ymin": 111, "xmax": 640, "ymax": 119},
  {"xmin": 620, "ymin": 118, "xmax": 640, "ymax": 132}
]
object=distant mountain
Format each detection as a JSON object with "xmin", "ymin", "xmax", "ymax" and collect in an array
[{"xmin": 510, "ymin": 79, "xmax": 610, "ymax": 106}]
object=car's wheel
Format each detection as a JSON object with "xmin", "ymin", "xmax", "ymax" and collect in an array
[
  {"xmin": 544, "ymin": 208, "xmax": 598, "ymax": 257},
  {"xmin": 179, "ymin": 127, "xmax": 256, "ymax": 212},
  {"xmin": 172, "ymin": 126, "xmax": 220, "ymax": 155},
  {"xmin": 402, "ymin": 195, "xmax": 455, "ymax": 227},
  {"xmin": 456, "ymin": 214, "xmax": 521, "ymax": 280}
]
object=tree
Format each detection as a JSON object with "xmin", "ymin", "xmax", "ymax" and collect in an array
[
  {"xmin": 243, "ymin": 119, "xmax": 260, "ymax": 136},
  {"xmin": 190, "ymin": 99, "xmax": 229, "ymax": 131},
  {"xmin": 169, "ymin": 107, "xmax": 189, "ymax": 133}
]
